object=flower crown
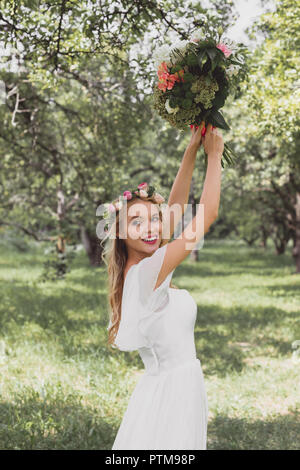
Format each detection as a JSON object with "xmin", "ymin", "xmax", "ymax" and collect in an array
[{"xmin": 102, "ymin": 182, "xmax": 165, "ymax": 232}]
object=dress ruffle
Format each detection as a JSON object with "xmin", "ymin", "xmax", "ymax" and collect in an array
[{"xmin": 113, "ymin": 244, "xmax": 175, "ymax": 351}]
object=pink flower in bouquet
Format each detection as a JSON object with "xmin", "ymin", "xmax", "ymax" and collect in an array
[
  {"xmin": 216, "ymin": 43, "xmax": 232, "ymax": 58},
  {"xmin": 123, "ymin": 190, "xmax": 132, "ymax": 200},
  {"xmin": 157, "ymin": 61, "xmax": 184, "ymax": 92},
  {"xmin": 157, "ymin": 62, "xmax": 169, "ymax": 80},
  {"xmin": 138, "ymin": 182, "xmax": 148, "ymax": 191}
]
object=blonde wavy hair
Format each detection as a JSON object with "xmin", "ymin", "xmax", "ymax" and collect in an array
[{"xmin": 101, "ymin": 195, "xmax": 178, "ymax": 348}]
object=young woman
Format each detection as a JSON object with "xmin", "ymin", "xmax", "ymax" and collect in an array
[{"xmin": 103, "ymin": 122, "xmax": 223, "ymax": 450}]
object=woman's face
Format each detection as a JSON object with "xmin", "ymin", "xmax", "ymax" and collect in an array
[{"xmin": 119, "ymin": 199, "xmax": 162, "ymax": 255}]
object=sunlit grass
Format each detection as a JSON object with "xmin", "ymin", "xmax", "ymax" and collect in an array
[{"xmin": 0, "ymin": 238, "xmax": 299, "ymax": 449}]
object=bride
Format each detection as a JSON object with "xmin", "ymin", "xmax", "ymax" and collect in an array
[{"xmin": 101, "ymin": 122, "xmax": 223, "ymax": 450}]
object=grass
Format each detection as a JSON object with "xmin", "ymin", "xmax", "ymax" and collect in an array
[{"xmin": 0, "ymin": 237, "xmax": 299, "ymax": 450}]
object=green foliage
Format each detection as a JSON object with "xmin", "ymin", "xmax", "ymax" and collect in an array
[
  {"xmin": 209, "ymin": 109, "xmax": 230, "ymax": 130},
  {"xmin": 245, "ymin": 0, "xmax": 300, "ymax": 148},
  {"xmin": 0, "ymin": 0, "xmax": 238, "ymax": 263},
  {"xmin": 221, "ymin": 0, "xmax": 300, "ymax": 271}
]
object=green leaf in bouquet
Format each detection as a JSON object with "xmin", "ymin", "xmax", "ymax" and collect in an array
[
  {"xmin": 210, "ymin": 59, "xmax": 217, "ymax": 71},
  {"xmin": 211, "ymin": 54, "xmax": 223, "ymax": 72},
  {"xmin": 171, "ymin": 47, "xmax": 185, "ymax": 63},
  {"xmin": 169, "ymin": 96, "xmax": 177, "ymax": 107},
  {"xmin": 229, "ymin": 58, "xmax": 244, "ymax": 66},
  {"xmin": 182, "ymin": 98, "xmax": 192, "ymax": 109},
  {"xmin": 212, "ymin": 89, "xmax": 227, "ymax": 109},
  {"xmin": 222, "ymin": 144, "xmax": 238, "ymax": 167},
  {"xmin": 209, "ymin": 110, "xmax": 230, "ymax": 130},
  {"xmin": 183, "ymin": 72, "xmax": 194, "ymax": 82},
  {"xmin": 171, "ymin": 64, "xmax": 184, "ymax": 73},
  {"xmin": 206, "ymin": 48, "xmax": 217, "ymax": 63},
  {"xmin": 197, "ymin": 49, "xmax": 206, "ymax": 68},
  {"xmin": 173, "ymin": 86, "xmax": 182, "ymax": 96},
  {"xmin": 186, "ymin": 53, "xmax": 198, "ymax": 66}
]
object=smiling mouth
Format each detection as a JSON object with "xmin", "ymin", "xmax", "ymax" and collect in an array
[{"xmin": 142, "ymin": 235, "xmax": 159, "ymax": 244}]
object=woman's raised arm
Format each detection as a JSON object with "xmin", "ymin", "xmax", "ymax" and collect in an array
[
  {"xmin": 160, "ymin": 122, "xmax": 205, "ymax": 246},
  {"xmin": 156, "ymin": 124, "xmax": 223, "ymax": 288}
]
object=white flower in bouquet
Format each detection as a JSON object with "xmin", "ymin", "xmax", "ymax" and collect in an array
[
  {"xmin": 165, "ymin": 98, "xmax": 179, "ymax": 114},
  {"xmin": 227, "ymin": 64, "xmax": 240, "ymax": 77},
  {"xmin": 171, "ymin": 39, "xmax": 189, "ymax": 52},
  {"xmin": 190, "ymin": 29, "xmax": 205, "ymax": 44}
]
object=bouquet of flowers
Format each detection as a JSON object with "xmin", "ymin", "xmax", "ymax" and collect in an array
[{"xmin": 152, "ymin": 31, "xmax": 248, "ymax": 167}]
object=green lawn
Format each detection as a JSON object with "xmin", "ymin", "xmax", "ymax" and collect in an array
[{"xmin": 0, "ymin": 238, "xmax": 299, "ymax": 450}]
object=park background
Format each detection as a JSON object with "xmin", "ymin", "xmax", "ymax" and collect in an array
[{"xmin": 0, "ymin": 0, "xmax": 299, "ymax": 450}]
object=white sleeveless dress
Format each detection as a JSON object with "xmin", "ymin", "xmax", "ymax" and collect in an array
[{"xmin": 110, "ymin": 243, "xmax": 208, "ymax": 450}]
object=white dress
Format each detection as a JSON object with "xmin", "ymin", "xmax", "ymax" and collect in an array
[{"xmin": 111, "ymin": 243, "xmax": 208, "ymax": 450}]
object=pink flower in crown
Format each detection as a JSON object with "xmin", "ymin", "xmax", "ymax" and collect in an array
[
  {"xmin": 123, "ymin": 190, "xmax": 132, "ymax": 200},
  {"xmin": 153, "ymin": 193, "xmax": 165, "ymax": 204},
  {"xmin": 139, "ymin": 189, "xmax": 148, "ymax": 197},
  {"xmin": 115, "ymin": 200, "xmax": 123, "ymax": 211},
  {"xmin": 138, "ymin": 182, "xmax": 148, "ymax": 191},
  {"xmin": 216, "ymin": 43, "xmax": 232, "ymax": 58},
  {"xmin": 108, "ymin": 203, "xmax": 116, "ymax": 213}
]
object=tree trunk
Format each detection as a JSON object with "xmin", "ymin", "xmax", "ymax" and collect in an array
[
  {"xmin": 292, "ymin": 192, "xmax": 300, "ymax": 274},
  {"xmin": 260, "ymin": 226, "xmax": 268, "ymax": 249},
  {"xmin": 57, "ymin": 234, "xmax": 66, "ymax": 253},
  {"xmin": 275, "ymin": 240, "xmax": 286, "ymax": 255},
  {"xmin": 242, "ymin": 236, "xmax": 258, "ymax": 247},
  {"xmin": 81, "ymin": 226, "xmax": 103, "ymax": 266}
]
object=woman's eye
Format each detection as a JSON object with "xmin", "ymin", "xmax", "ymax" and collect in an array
[
  {"xmin": 131, "ymin": 216, "xmax": 159, "ymax": 226},
  {"xmin": 132, "ymin": 219, "xmax": 141, "ymax": 226}
]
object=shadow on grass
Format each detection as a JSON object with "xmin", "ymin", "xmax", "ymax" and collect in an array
[
  {"xmin": 176, "ymin": 242, "xmax": 295, "ymax": 278},
  {"xmin": 1, "ymin": 395, "xmax": 298, "ymax": 449},
  {"xmin": 0, "ymin": 280, "xmax": 108, "ymax": 329},
  {"xmin": 249, "ymin": 283, "xmax": 300, "ymax": 299},
  {"xmin": 194, "ymin": 301, "xmax": 296, "ymax": 377},
  {"xmin": 0, "ymin": 394, "xmax": 115, "ymax": 450},
  {"xmin": 207, "ymin": 407, "xmax": 300, "ymax": 450},
  {"xmin": 0, "ymin": 275, "xmax": 112, "ymax": 361},
  {"xmin": 0, "ymin": 282, "xmax": 296, "ymax": 376}
]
